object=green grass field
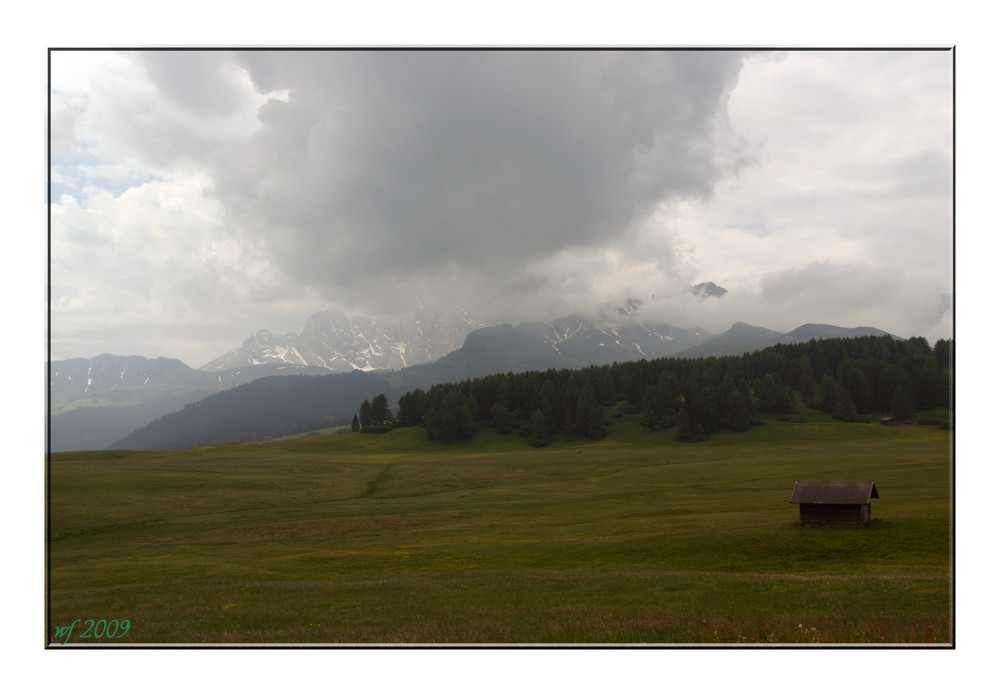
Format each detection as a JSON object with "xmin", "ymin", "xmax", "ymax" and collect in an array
[{"xmin": 47, "ymin": 407, "xmax": 953, "ymax": 645}]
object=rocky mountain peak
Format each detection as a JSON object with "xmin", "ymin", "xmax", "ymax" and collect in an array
[
  {"xmin": 200, "ymin": 307, "xmax": 484, "ymax": 374},
  {"xmin": 691, "ymin": 281, "xmax": 728, "ymax": 299}
]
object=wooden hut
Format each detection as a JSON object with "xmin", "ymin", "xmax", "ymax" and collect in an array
[{"xmin": 789, "ymin": 481, "xmax": 879, "ymax": 527}]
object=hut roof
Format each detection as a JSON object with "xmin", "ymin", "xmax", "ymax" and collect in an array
[{"xmin": 789, "ymin": 481, "xmax": 879, "ymax": 505}]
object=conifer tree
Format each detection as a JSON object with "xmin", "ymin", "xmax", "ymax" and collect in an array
[
  {"xmin": 816, "ymin": 375, "xmax": 839, "ymax": 412},
  {"xmin": 933, "ymin": 338, "xmax": 953, "ymax": 369},
  {"xmin": 584, "ymin": 401, "xmax": 605, "ymax": 439},
  {"xmin": 891, "ymin": 384, "xmax": 914, "ymax": 421},
  {"xmin": 676, "ymin": 407, "xmax": 705, "ymax": 442},
  {"xmin": 797, "ymin": 355, "xmax": 816, "ymax": 400},
  {"xmin": 370, "ymin": 394, "xmax": 390, "ymax": 426},
  {"xmin": 718, "ymin": 380, "xmax": 751, "ymax": 432},
  {"xmin": 454, "ymin": 394, "xmax": 477, "ymax": 441},
  {"xmin": 529, "ymin": 408, "xmax": 548, "ymax": 447},
  {"xmin": 493, "ymin": 402, "xmax": 512, "ymax": 434},
  {"xmin": 438, "ymin": 409, "xmax": 458, "ymax": 444},
  {"xmin": 359, "ymin": 399, "xmax": 372, "ymax": 429},
  {"xmin": 833, "ymin": 385, "xmax": 859, "ymax": 421}
]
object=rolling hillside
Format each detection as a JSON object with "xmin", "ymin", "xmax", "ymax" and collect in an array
[{"xmin": 113, "ymin": 370, "xmax": 405, "ymax": 450}]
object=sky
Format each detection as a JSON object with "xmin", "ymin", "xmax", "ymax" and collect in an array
[{"xmin": 48, "ymin": 48, "xmax": 954, "ymax": 368}]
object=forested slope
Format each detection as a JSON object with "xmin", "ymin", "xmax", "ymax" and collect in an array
[
  {"xmin": 114, "ymin": 370, "xmax": 405, "ymax": 449},
  {"xmin": 386, "ymin": 335, "xmax": 953, "ymax": 446}
]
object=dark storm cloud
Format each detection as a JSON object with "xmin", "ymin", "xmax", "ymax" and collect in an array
[{"xmin": 209, "ymin": 50, "xmax": 749, "ymax": 309}]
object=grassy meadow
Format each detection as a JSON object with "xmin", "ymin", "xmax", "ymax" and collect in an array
[{"xmin": 47, "ymin": 406, "xmax": 953, "ymax": 645}]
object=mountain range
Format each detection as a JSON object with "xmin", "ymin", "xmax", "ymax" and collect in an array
[
  {"xmin": 200, "ymin": 306, "xmax": 482, "ymax": 374},
  {"xmin": 48, "ymin": 307, "xmax": 899, "ymax": 452},
  {"xmin": 48, "ymin": 354, "xmax": 224, "ymax": 451},
  {"xmin": 397, "ymin": 317, "xmax": 712, "ymax": 388}
]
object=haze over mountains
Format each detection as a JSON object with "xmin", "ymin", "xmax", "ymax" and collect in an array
[
  {"xmin": 48, "ymin": 303, "xmax": 899, "ymax": 452},
  {"xmin": 48, "ymin": 354, "xmax": 224, "ymax": 451}
]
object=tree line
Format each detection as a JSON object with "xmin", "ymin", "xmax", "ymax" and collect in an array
[{"xmin": 354, "ymin": 335, "xmax": 953, "ymax": 446}]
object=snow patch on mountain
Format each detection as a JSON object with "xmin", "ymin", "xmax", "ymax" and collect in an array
[{"xmin": 199, "ymin": 307, "xmax": 484, "ymax": 374}]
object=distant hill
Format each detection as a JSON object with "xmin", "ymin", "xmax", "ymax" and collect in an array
[
  {"xmin": 48, "ymin": 355, "xmax": 347, "ymax": 452},
  {"xmin": 400, "ymin": 317, "xmax": 712, "ymax": 387},
  {"xmin": 48, "ymin": 355, "xmax": 226, "ymax": 452},
  {"xmin": 775, "ymin": 323, "xmax": 899, "ymax": 343},
  {"xmin": 50, "ymin": 354, "xmax": 220, "ymax": 407},
  {"xmin": 675, "ymin": 322, "xmax": 898, "ymax": 358},
  {"xmin": 210, "ymin": 364, "xmax": 340, "ymax": 388},
  {"xmin": 674, "ymin": 322, "xmax": 784, "ymax": 358},
  {"xmin": 113, "ymin": 370, "xmax": 404, "ymax": 450}
]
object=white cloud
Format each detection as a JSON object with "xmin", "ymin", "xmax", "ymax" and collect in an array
[
  {"xmin": 50, "ymin": 51, "xmax": 269, "ymax": 195},
  {"xmin": 669, "ymin": 50, "xmax": 953, "ymax": 338},
  {"xmin": 49, "ymin": 172, "xmax": 314, "ymax": 364}
]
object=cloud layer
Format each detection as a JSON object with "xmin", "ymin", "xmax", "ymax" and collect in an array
[
  {"xmin": 49, "ymin": 49, "xmax": 954, "ymax": 367},
  {"xmin": 207, "ymin": 51, "xmax": 749, "ymax": 309}
]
